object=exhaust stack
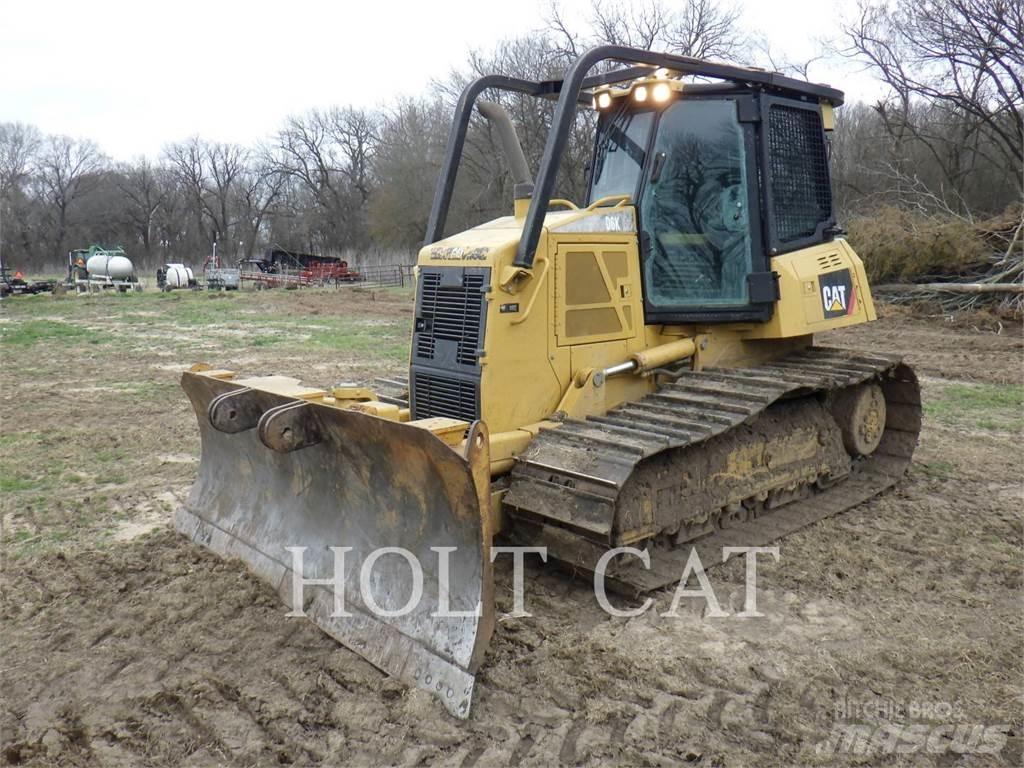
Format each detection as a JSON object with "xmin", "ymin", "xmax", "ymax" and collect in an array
[{"xmin": 477, "ymin": 101, "xmax": 533, "ymax": 213}]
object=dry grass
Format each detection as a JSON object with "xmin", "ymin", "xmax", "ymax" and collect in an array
[{"xmin": 846, "ymin": 206, "xmax": 991, "ymax": 283}]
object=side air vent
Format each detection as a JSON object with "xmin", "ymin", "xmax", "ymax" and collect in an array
[
  {"xmin": 414, "ymin": 269, "xmax": 487, "ymax": 366},
  {"xmin": 767, "ymin": 103, "xmax": 832, "ymax": 245},
  {"xmin": 410, "ymin": 266, "xmax": 490, "ymax": 421}
]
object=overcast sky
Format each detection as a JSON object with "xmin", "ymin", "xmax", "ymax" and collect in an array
[{"xmin": 1, "ymin": 0, "xmax": 883, "ymax": 161}]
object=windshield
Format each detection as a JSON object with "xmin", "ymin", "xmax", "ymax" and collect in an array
[{"xmin": 589, "ymin": 106, "xmax": 653, "ymax": 203}]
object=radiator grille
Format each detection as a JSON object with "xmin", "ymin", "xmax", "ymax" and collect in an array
[
  {"xmin": 410, "ymin": 266, "xmax": 489, "ymax": 421},
  {"xmin": 411, "ymin": 371, "xmax": 479, "ymax": 422},
  {"xmin": 768, "ymin": 104, "xmax": 832, "ymax": 243},
  {"xmin": 415, "ymin": 271, "xmax": 486, "ymax": 366}
]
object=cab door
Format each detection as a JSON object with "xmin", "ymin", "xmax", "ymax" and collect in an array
[{"xmin": 638, "ymin": 97, "xmax": 774, "ymax": 323}]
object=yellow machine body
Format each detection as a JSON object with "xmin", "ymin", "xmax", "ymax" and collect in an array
[
  {"xmin": 176, "ymin": 50, "xmax": 918, "ymax": 722},
  {"xmin": 200, "ymin": 205, "xmax": 879, "ymax": 481},
  {"xmin": 417, "ymin": 202, "xmax": 877, "ymax": 471}
]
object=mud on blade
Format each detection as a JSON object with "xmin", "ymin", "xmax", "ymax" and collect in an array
[{"xmin": 176, "ymin": 371, "xmax": 494, "ymax": 719}]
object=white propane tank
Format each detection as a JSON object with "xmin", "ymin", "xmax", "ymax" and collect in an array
[
  {"xmin": 164, "ymin": 264, "xmax": 194, "ymax": 289},
  {"xmin": 86, "ymin": 253, "xmax": 134, "ymax": 280}
]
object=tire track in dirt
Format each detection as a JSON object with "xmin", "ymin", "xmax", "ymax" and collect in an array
[
  {"xmin": 2, "ymin": 309, "xmax": 1022, "ymax": 766},
  {"xmin": 3, "ymin": 460, "xmax": 1022, "ymax": 765}
]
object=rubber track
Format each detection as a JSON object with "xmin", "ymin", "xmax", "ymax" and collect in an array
[{"xmin": 504, "ymin": 346, "xmax": 922, "ymax": 592}]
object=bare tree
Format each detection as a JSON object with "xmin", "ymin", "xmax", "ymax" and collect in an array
[
  {"xmin": 164, "ymin": 138, "xmax": 211, "ymax": 251},
  {"xmin": 841, "ymin": 0, "xmax": 1024, "ymax": 213},
  {"xmin": 751, "ymin": 37, "xmax": 825, "ymax": 80},
  {"xmin": 272, "ymin": 107, "xmax": 379, "ymax": 252},
  {"xmin": 5, "ymin": 0, "xmax": 1017, "ymax": 273},
  {"xmin": 0, "ymin": 123, "xmax": 42, "ymax": 265},
  {"xmin": 117, "ymin": 158, "xmax": 168, "ymax": 260},
  {"xmin": 0, "ymin": 123, "xmax": 40, "ymax": 199},
  {"xmin": 369, "ymin": 98, "xmax": 451, "ymax": 248},
  {"xmin": 663, "ymin": 0, "xmax": 744, "ymax": 59},
  {"xmin": 330, "ymin": 108, "xmax": 378, "ymax": 207},
  {"xmin": 33, "ymin": 134, "xmax": 104, "ymax": 262},
  {"xmin": 236, "ymin": 153, "xmax": 287, "ymax": 259},
  {"xmin": 546, "ymin": 0, "xmax": 746, "ymax": 61},
  {"xmin": 163, "ymin": 138, "xmax": 252, "ymax": 259},
  {"xmin": 206, "ymin": 143, "xmax": 248, "ymax": 257},
  {"xmin": 274, "ymin": 112, "xmax": 348, "ymax": 252},
  {"xmin": 590, "ymin": 0, "xmax": 669, "ymax": 49}
]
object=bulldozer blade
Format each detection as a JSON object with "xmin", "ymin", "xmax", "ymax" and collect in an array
[{"xmin": 176, "ymin": 371, "xmax": 495, "ymax": 719}]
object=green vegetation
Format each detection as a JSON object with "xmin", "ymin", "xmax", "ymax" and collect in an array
[
  {"xmin": 0, "ymin": 287, "xmax": 414, "ymax": 558},
  {"xmin": 1, "ymin": 289, "xmax": 411, "ymax": 361},
  {"xmin": 0, "ymin": 319, "xmax": 92, "ymax": 347},
  {"xmin": 5, "ymin": 526, "xmax": 75, "ymax": 559},
  {"xmin": 917, "ymin": 459, "xmax": 957, "ymax": 479},
  {"xmin": 924, "ymin": 382, "xmax": 1024, "ymax": 432},
  {"xmin": 308, "ymin": 323, "xmax": 408, "ymax": 362},
  {"xmin": 0, "ymin": 474, "xmax": 47, "ymax": 493}
]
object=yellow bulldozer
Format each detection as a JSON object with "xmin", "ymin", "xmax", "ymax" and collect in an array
[{"xmin": 176, "ymin": 46, "xmax": 921, "ymax": 718}]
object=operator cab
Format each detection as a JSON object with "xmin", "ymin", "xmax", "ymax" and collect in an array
[{"xmin": 587, "ymin": 75, "xmax": 836, "ymax": 323}]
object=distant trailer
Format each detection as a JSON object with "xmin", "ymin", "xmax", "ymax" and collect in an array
[
  {"xmin": 0, "ymin": 267, "xmax": 55, "ymax": 297},
  {"xmin": 238, "ymin": 248, "xmax": 362, "ymax": 288},
  {"xmin": 238, "ymin": 250, "xmax": 363, "ymax": 289},
  {"xmin": 68, "ymin": 246, "xmax": 142, "ymax": 294},
  {"xmin": 76, "ymin": 275, "xmax": 143, "ymax": 294},
  {"xmin": 205, "ymin": 267, "xmax": 240, "ymax": 290},
  {"xmin": 300, "ymin": 261, "xmax": 362, "ymax": 285},
  {"xmin": 238, "ymin": 266, "xmax": 304, "ymax": 289}
]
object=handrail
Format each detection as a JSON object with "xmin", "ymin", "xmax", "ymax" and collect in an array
[
  {"xmin": 586, "ymin": 194, "xmax": 632, "ymax": 211},
  {"xmin": 547, "ymin": 199, "xmax": 578, "ymax": 210}
]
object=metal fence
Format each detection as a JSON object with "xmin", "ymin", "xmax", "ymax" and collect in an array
[
  {"xmin": 350, "ymin": 264, "xmax": 414, "ymax": 288},
  {"xmin": 235, "ymin": 263, "xmax": 414, "ymax": 290}
]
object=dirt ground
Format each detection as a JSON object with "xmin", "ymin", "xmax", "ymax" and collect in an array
[{"xmin": 1, "ymin": 290, "xmax": 1022, "ymax": 767}]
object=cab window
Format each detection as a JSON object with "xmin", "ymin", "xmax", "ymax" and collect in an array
[
  {"xmin": 639, "ymin": 99, "xmax": 754, "ymax": 309},
  {"xmin": 589, "ymin": 108, "xmax": 654, "ymax": 203}
]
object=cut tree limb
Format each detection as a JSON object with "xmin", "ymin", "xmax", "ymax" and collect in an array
[{"xmin": 873, "ymin": 283, "xmax": 1024, "ymax": 295}]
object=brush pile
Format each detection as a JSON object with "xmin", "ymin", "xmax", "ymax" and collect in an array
[{"xmin": 848, "ymin": 205, "xmax": 1023, "ymax": 319}]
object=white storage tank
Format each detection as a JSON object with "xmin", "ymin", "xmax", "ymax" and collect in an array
[
  {"xmin": 86, "ymin": 253, "xmax": 134, "ymax": 280},
  {"xmin": 163, "ymin": 264, "xmax": 195, "ymax": 289}
]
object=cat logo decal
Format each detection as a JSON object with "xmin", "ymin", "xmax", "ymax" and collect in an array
[{"xmin": 819, "ymin": 269, "xmax": 856, "ymax": 319}]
